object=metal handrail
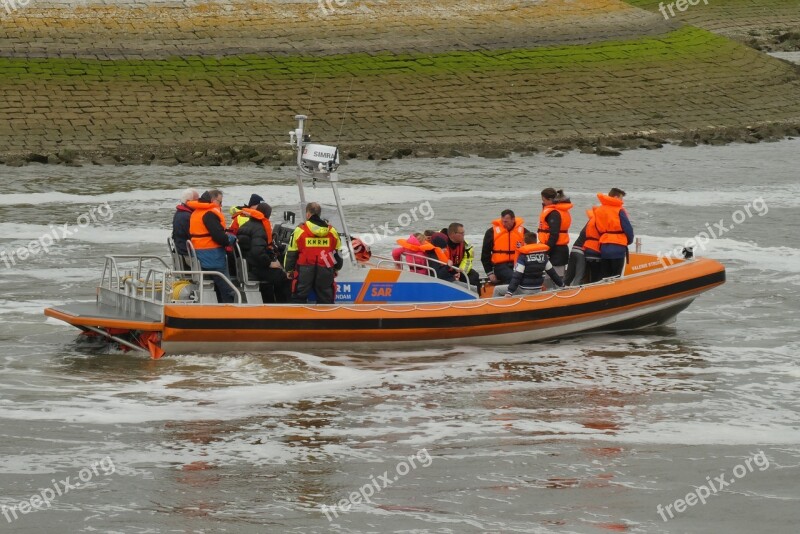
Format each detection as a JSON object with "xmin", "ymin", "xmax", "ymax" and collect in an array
[
  {"xmin": 372, "ymin": 252, "xmax": 473, "ymax": 291},
  {"xmin": 169, "ymin": 270, "xmax": 242, "ymax": 304},
  {"xmin": 100, "ymin": 254, "xmax": 242, "ymax": 305}
]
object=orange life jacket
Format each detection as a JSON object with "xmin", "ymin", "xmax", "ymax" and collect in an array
[
  {"xmin": 517, "ymin": 243, "xmax": 549, "ymax": 256},
  {"xmin": 538, "ymin": 202, "xmax": 572, "ymax": 247},
  {"xmin": 419, "ymin": 241, "xmax": 451, "ymax": 264},
  {"xmin": 187, "ymin": 200, "xmax": 227, "ymax": 250},
  {"xmin": 396, "ymin": 238, "xmax": 426, "ymax": 252},
  {"xmin": 296, "ymin": 223, "xmax": 338, "ymax": 267},
  {"xmin": 594, "ymin": 194, "xmax": 628, "ymax": 247},
  {"xmin": 490, "ymin": 217, "xmax": 526, "ymax": 265},
  {"xmin": 238, "ymin": 208, "xmax": 273, "ymax": 246},
  {"xmin": 584, "ymin": 208, "xmax": 601, "ymax": 254}
]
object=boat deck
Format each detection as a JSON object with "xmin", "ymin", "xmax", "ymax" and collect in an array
[{"xmin": 45, "ymin": 302, "xmax": 163, "ymax": 331}]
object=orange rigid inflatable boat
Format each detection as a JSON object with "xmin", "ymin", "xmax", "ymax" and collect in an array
[{"xmin": 44, "ymin": 116, "xmax": 725, "ymax": 358}]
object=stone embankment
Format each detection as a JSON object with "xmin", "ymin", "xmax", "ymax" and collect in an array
[{"xmin": 1, "ymin": 0, "xmax": 800, "ymax": 166}]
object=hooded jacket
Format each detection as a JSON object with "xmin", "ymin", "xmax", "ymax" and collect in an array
[
  {"xmin": 392, "ymin": 234, "xmax": 428, "ymax": 274},
  {"xmin": 171, "ymin": 203, "xmax": 193, "ymax": 256},
  {"xmin": 284, "ymin": 214, "xmax": 343, "ymax": 273}
]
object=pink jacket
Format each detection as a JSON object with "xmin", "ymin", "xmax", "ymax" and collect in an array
[{"xmin": 392, "ymin": 234, "xmax": 428, "ymax": 274}]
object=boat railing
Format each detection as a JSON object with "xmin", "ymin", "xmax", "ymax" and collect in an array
[
  {"xmin": 101, "ymin": 255, "xmax": 172, "ymax": 292},
  {"xmin": 371, "ymin": 253, "xmax": 474, "ymax": 292},
  {"xmin": 160, "ymin": 270, "xmax": 243, "ymax": 304},
  {"xmin": 100, "ymin": 255, "xmax": 242, "ymax": 306}
]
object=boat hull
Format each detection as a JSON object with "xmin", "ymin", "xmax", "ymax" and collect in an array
[
  {"xmin": 44, "ymin": 255, "xmax": 724, "ymax": 355},
  {"xmin": 159, "ymin": 257, "xmax": 724, "ymax": 352}
]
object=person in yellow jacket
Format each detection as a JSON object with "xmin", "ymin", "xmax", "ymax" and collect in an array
[
  {"xmin": 228, "ymin": 193, "xmax": 265, "ymax": 234},
  {"xmin": 284, "ymin": 202, "xmax": 343, "ymax": 304},
  {"xmin": 442, "ymin": 223, "xmax": 480, "ymax": 289}
]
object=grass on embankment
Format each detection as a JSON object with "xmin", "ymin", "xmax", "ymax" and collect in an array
[{"xmin": 0, "ymin": 27, "xmax": 751, "ymax": 81}]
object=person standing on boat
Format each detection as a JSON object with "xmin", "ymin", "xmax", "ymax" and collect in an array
[
  {"xmin": 284, "ymin": 202, "xmax": 343, "ymax": 304},
  {"xmin": 236, "ymin": 203, "xmax": 290, "ymax": 303},
  {"xmin": 493, "ymin": 232, "xmax": 564, "ymax": 297},
  {"xmin": 481, "ymin": 209, "xmax": 527, "ymax": 285},
  {"xmin": 594, "ymin": 188, "xmax": 634, "ymax": 279},
  {"xmin": 172, "ymin": 188, "xmax": 199, "ymax": 270},
  {"xmin": 443, "ymin": 223, "xmax": 481, "ymax": 288},
  {"xmin": 538, "ymin": 188, "xmax": 572, "ymax": 288},
  {"xmin": 228, "ymin": 193, "xmax": 265, "ymax": 234},
  {"xmin": 188, "ymin": 189, "xmax": 237, "ymax": 303},
  {"xmin": 565, "ymin": 209, "xmax": 602, "ymax": 286}
]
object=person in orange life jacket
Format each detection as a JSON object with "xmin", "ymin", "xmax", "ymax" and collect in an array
[
  {"xmin": 481, "ymin": 209, "xmax": 527, "ymax": 285},
  {"xmin": 236, "ymin": 203, "xmax": 291, "ymax": 303},
  {"xmin": 283, "ymin": 202, "xmax": 343, "ymax": 304},
  {"xmin": 393, "ymin": 232, "xmax": 428, "ymax": 274},
  {"xmin": 594, "ymin": 187, "xmax": 634, "ymax": 279},
  {"xmin": 564, "ymin": 209, "xmax": 602, "ymax": 286},
  {"xmin": 171, "ymin": 187, "xmax": 199, "ymax": 270},
  {"xmin": 423, "ymin": 233, "xmax": 457, "ymax": 282},
  {"xmin": 493, "ymin": 232, "xmax": 564, "ymax": 297},
  {"xmin": 188, "ymin": 189, "xmax": 237, "ymax": 303},
  {"xmin": 584, "ymin": 207, "xmax": 603, "ymax": 283},
  {"xmin": 564, "ymin": 225, "xmax": 587, "ymax": 287},
  {"xmin": 538, "ymin": 188, "xmax": 572, "ymax": 279},
  {"xmin": 228, "ymin": 193, "xmax": 265, "ymax": 234},
  {"xmin": 441, "ymin": 222, "xmax": 481, "ymax": 288}
]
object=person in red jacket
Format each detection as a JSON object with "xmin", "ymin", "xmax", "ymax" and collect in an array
[
  {"xmin": 171, "ymin": 188, "xmax": 199, "ymax": 269},
  {"xmin": 283, "ymin": 202, "xmax": 343, "ymax": 304}
]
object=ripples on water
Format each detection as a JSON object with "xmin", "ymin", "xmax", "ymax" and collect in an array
[{"xmin": 1, "ymin": 141, "xmax": 799, "ymax": 533}]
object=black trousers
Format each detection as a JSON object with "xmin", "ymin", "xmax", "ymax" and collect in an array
[
  {"xmin": 258, "ymin": 268, "xmax": 291, "ymax": 303},
  {"xmin": 601, "ymin": 258, "xmax": 626, "ymax": 279},
  {"xmin": 493, "ymin": 262, "xmax": 515, "ymax": 284},
  {"xmin": 586, "ymin": 257, "xmax": 602, "ymax": 283},
  {"xmin": 564, "ymin": 249, "xmax": 585, "ymax": 286},
  {"xmin": 291, "ymin": 264, "xmax": 336, "ymax": 304}
]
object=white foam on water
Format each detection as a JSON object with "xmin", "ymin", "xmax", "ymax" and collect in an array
[
  {"xmin": 0, "ymin": 299, "xmax": 67, "ymax": 316},
  {"xmin": 638, "ymin": 234, "xmax": 800, "ymax": 274},
  {"xmin": 1, "ymin": 267, "xmax": 101, "ymax": 283},
  {"xmin": 630, "ymin": 189, "xmax": 798, "ymax": 209},
  {"xmin": 0, "ymin": 223, "xmax": 168, "ymax": 245},
  {"xmin": 5, "ymin": 184, "xmax": 516, "ymax": 209}
]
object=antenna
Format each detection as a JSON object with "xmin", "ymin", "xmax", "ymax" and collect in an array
[
  {"xmin": 305, "ymin": 73, "xmax": 318, "ymax": 117},
  {"xmin": 337, "ymin": 77, "xmax": 355, "ymax": 146}
]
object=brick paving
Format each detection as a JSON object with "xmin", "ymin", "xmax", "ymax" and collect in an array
[
  {"xmin": 626, "ymin": 0, "xmax": 800, "ymax": 49},
  {"xmin": 1, "ymin": 0, "xmax": 800, "ymax": 164}
]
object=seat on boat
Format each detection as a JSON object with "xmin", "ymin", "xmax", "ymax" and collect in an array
[
  {"xmin": 233, "ymin": 242, "xmax": 263, "ymax": 304},
  {"xmin": 185, "ymin": 240, "xmax": 218, "ymax": 303},
  {"xmin": 166, "ymin": 237, "xmax": 192, "ymax": 278}
]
